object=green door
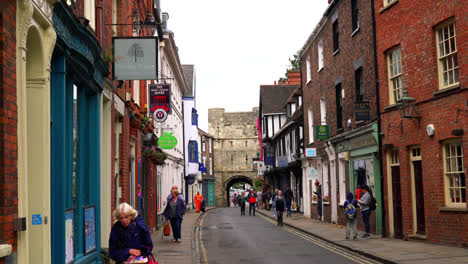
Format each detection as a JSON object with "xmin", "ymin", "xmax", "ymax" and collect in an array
[{"xmin": 208, "ymin": 181, "xmax": 215, "ymax": 207}]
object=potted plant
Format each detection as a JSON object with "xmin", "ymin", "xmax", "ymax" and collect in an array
[
  {"xmin": 323, "ymin": 195, "xmax": 330, "ymax": 203},
  {"xmin": 150, "ymin": 150, "xmax": 167, "ymax": 165}
]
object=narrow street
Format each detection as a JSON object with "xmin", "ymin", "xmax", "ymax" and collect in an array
[{"xmin": 199, "ymin": 208, "xmax": 380, "ymax": 264}]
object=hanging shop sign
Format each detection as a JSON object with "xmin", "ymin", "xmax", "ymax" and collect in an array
[
  {"xmin": 315, "ymin": 125, "xmax": 330, "ymax": 140},
  {"xmin": 355, "ymin": 101, "xmax": 371, "ymax": 121},
  {"xmin": 158, "ymin": 132, "xmax": 178, "ymax": 149},
  {"xmin": 277, "ymin": 156, "xmax": 288, "ymax": 167},
  {"xmin": 153, "ymin": 109, "xmax": 168, "ymax": 122},
  {"xmin": 113, "ymin": 37, "xmax": 158, "ymax": 80},
  {"xmin": 149, "ymin": 83, "xmax": 172, "ymax": 114},
  {"xmin": 305, "ymin": 148, "xmax": 317, "ymax": 157},
  {"xmin": 265, "ymin": 156, "xmax": 275, "ymax": 166}
]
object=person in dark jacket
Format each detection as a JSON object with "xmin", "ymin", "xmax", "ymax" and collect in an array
[
  {"xmin": 238, "ymin": 192, "xmax": 247, "ymax": 216},
  {"xmin": 275, "ymin": 190, "xmax": 286, "ymax": 226},
  {"xmin": 109, "ymin": 203, "xmax": 153, "ymax": 263},
  {"xmin": 164, "ymin": 190, "xmax": 185, "ymax": 242},
  {"xmin": 284, "ymin": 185, "xmax": 294, "ymax": 217},
  {"xmin": 343, "ymin": 192, "xmax": 359, "ymax": 240}
]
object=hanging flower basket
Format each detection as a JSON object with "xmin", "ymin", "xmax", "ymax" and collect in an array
[
  {"xmin": 323, "ymin": 195, "xmax": 330, "ymax": 203},
  {"xmin": 150, "ymin": 151, "xmax": 167, "ymax": 165}
]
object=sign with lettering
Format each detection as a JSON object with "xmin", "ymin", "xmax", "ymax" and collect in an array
[
  {"xmin": 149, "ymin": 83, "xmax": 172, "ymax": 114},
  {"xmin": 277, "ymin": 156, "xmax": 288, "ymax": 167},
  {"xmin": 315, "ymin": 125, "xmax": 330, "ymax": 140},
  {"xmin": 305, "ymin": 148, "xmax": 317, "ymax": 157},
  {"xmin": 355, "ymin": 101, "xmax": 371, "ymax": 121},
  {"xmin": 158, "ymin": 132, "xmax": 177, "ymax": 149}
]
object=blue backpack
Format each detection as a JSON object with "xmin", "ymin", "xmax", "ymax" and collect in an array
[{"xmin": 345, "ymin": 201, "xmax": 357, "ymax": 219}]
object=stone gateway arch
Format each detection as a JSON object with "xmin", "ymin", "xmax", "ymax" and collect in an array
[{"xmin": 208, "ymin": 108, "xmax": 260, "ymax": 207}]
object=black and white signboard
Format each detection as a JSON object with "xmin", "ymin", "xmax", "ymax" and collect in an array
[{"xmin": 113, "ymin": 37, "xmax": 158, "ymax": 80}]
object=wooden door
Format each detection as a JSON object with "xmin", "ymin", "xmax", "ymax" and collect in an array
[
  {"xmin": 413, "ymin": 160, "xmax": 425, "ymax": 235},
  {"xmin": 391, "ymin": 166, "xmax": 404, "ymax": 239}
]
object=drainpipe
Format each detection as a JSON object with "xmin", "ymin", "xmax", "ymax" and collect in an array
[{"xmin": 371, "ymin": 0, "xmax": 386, "ymax": 237}]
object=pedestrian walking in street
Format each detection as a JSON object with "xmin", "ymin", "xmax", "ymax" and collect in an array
[
  {"xmin": 164, "ymin": 189, "xmax": 185, "ymax": 243},
  {"xmin": 167, "ymin": 185, "xmax": 185, "ymax": 202},
  {"xmin": 233, "ymin": 193, "xmax": 238, "ymax": 207},
  {"xmin": 284, "ymin": 185, "xmax": 294, "ymax": 217},
  {"xmin": 109, "ymin": 202, "xmax": 153, "ymax": 263},
  {"xmin": 239, "ymin": 192, "xmax": 247, "ymax": 216},
  {"xmin": 274, "ymin": 190, "xmax": 286, "ymax": 226},
  {"xmin": 314, "ymin": 180, "xmax": 322, "ymax": 220},
  {"xmin": 248, "ymin": 190, "xmax": 257, "ymax": 216},
  {"xmin": 263, "ymin": 189, "xmax": 272, "ymax": 211},
  {"xmin": 257, "ymin": 189, "xmax": 263, "ymax": 209},
  {"xmin": 272, "ymin": 189, "xmax": 278, "ymax": 218},
  {"xmin": 343, "ymin": 192, "xmax": 359, "ymax": 240},
  {"xmin": 194, "ymin": 191, "xmax": 204, "ymax": 213},
  {"xmin": 358, "ymin": 185, "xmax": 372, "ymax": 238}
]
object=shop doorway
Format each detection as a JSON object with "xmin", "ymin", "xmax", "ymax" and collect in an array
[{"xmin": 411, "ymin": 147, "xmax": 425, "ymax": 235}]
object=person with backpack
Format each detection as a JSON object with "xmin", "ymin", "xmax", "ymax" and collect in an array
[
  {"xmin": 343, "ymin": 192, "xmax": 359, "ymax": 240},
  {"xmin": 358, "ymin": 185, "xmax": 374, "ymax": 238},
  {"xmin": 238, "ymin": 192, "xmax": 247, "ymax": 216}
]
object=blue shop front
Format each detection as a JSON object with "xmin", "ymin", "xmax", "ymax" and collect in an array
[{"xmin": 50, "ymin": 2, "xmax": 108, "ymax": 263}]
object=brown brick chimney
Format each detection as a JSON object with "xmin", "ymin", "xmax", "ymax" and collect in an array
[{"xmin": 287, "ymin": 71, "xmax": 301, "ymax": 85}]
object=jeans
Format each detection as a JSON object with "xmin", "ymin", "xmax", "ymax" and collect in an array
[
  {"xmin": 249, "ymin": 203, "xmax": 256, "ymax": 215},
  {"xmin": 285, "ymin": 200, "xmax": 292, "ymax": 216},
  {"xmin": 170, "ymin": 217, "xmax": 182, "ymax": 240},
  {"xmin": 362, "ymin": 209, "xmax": 371, "ymax": 234},
  {"xmin": 346, "ymin": 218, "xmax": 357, "ymax": 238},
  {"xmin": 317, "ymin": 199, "xmax": 323, "ymax": 218}
]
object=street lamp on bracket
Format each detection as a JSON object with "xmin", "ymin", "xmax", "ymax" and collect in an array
[
  {"xmin": 398, "ymin": 88, "xmax": 421, "ymax": 128},
  {"xmin": 106, "ymin": 8, "xmax": 158, "ymax": 36}
]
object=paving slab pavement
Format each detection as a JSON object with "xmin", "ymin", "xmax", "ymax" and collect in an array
[
  {"xmin": 257, "ymin": 208, "xmax": 468, "ymax": 264},
  {"xmin": 150, "ymin": 208, "xmax": 213, "ymax": 264}
]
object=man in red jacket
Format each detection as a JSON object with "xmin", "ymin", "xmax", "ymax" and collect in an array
[{"xmin": 248, "ymin": 190, "xmax": 257, "ymax": 216}]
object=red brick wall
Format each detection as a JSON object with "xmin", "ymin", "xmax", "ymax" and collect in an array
[
  {"xmin": 0, "ymin": 0, "xmax": 17, "ymax": 259},
  {"xmin": 376, "ymin": 0, "xmax": 468, "ymax": 246},
  {"xmin": 301, "ymin": 0, "xmax": 377, "ymax": 227}
]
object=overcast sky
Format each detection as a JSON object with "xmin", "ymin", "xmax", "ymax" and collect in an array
[{"xmin": 163, "ymin": 0, "xmax": 329, "ymax": 131}]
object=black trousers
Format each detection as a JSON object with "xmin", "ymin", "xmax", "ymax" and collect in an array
[
  {"xmin": 277, "ymin": 211, "xmax": 284, "ymax": 226},
  {"xmin": 240, "ymin": 204, "xmax": 245, "ymax": 215}
]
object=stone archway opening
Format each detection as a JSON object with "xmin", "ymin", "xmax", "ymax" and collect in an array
[{"xmin": 225, "ymin": 176, "xmax": 253, "ymax": 207}]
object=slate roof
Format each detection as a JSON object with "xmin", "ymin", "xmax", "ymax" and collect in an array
[
  {"xmin": 259, "ymin": 85, "xmax": 299, "ymax": 114},
  {"xmin": 182, "ymin": 64, "xmax": 194, "ymax": 97}
]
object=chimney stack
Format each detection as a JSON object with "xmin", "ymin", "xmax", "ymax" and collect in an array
[
  {"xmin": 162, "ymin": 12, "xmax": 169, "ymax": 31},
  {"xmin": 286, "ymin": 71, "xmax": 301, "ymax": 85}
]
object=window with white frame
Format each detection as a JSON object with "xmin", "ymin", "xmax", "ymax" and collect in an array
[
  {"xmin": 387, "ymin": 47, "xmax": 403, "ymax": 105},
  {"xmin": 308, "ymin": 108, "xmax": 314, "ymax": 144},
  {"xmin": 443, "ymin": 141, "xmax": 466, "ymax": 206},
  {"xmin": 320, "ymin": 99, "xmax": 326, "ymax": 125},
  {"xmin": 436, "ymin": 21, "xmax": 459, "ymax": 89},
  {"xmin": 306, "ymin": 57, "xmax": 311, "ymax": 83},
  {"xmin": 318, "ymin": 40, "xmax": 324, "ymax": 71}
]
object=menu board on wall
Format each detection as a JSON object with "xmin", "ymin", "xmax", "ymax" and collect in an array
[
  {"xmin": 65, "ymin": 209, "xmax": 74, "ymax": 264},
  {"xmin": 84, "ymin": 206, "xmax": 96, "ymax": 255}
]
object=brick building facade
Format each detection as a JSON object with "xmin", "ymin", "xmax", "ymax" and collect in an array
[
  {"xmin": 376, "ymin": 0, "xmax": 468, "ymax": 246},
  {"xmin": 300, "ymin": 0, "xmax": 383, "ymax": 234}
]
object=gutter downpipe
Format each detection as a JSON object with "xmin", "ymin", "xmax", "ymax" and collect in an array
[{"xmin": 371, "ymin": 0, "xmax": 386, "ymax": 237}]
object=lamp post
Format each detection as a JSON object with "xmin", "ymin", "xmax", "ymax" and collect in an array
[{"xmin": 398, "ymin": 89, "xmax": 421, "ymax": 128}]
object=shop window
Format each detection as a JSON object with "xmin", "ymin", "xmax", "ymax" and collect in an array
[
  {"xmin": 188, "ymin": 140, "xmax": 198, "ymax": 162},
  {"xmin": 443, "ymin": 141, "xmax": 466, "ymax": 206},
  {"xmin": 354, "ymin": 159, "xmax": 375, "ymax": 195},
  {"xmin": 435, "ymin": 20, "xmax": 459, "ymax": 89}
]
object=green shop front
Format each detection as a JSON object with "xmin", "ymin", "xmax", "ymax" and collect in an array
[
  {"xmin": 334, "ymin": 123, "xmax": 383, "ymax": 234},
  {"xmin": 50, "ymin": 2, "xmax": 109, "ymax": 263}
]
